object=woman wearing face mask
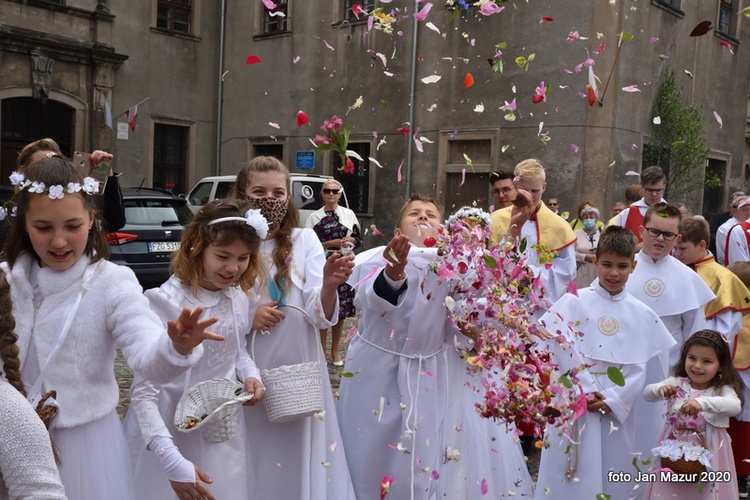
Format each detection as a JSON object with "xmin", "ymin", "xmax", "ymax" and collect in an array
[
  {"xmin": 230, "ymin": 156, "xmax": 356, "ymax": 500},
  {"xmin": 574, "ymin": 205, "xmax": 602, "ymax": 288},
  {"xmin": 305, "ymin": 179, "xmax": 361, "ymax": 366}
]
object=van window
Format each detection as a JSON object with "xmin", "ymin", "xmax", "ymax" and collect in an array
[
  {"xmin": 189, "ymin": 182, "xmax": 213, "ymax": 205},
  {"xmin": 215, "ymin": 181, "xmax": 234, "ymax": 200},
  {"xmin": 292, "ymin": 179, "xmax": 325, "ymax": 211}
]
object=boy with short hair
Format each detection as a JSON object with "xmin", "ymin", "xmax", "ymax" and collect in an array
[
  {"xmin": 488, "ymin": 169, "xmax": 517, "ymax": 210},
  {"xmin": 623, "ymin": 202, "xmax": 715, "ymax": 467},
  {"xmin": 535, "ymin": 226, "xmax": 674, "ymax": 499},
  {"xmin": 724, "ymin": 197, "xmax": 750, "ymax": 266},
  {"xmin": 675, "ymin": 217, "xmax": 750, "ymax": 341},
  {"xmin": 490, "ymin": 159, "xmax": 577, "ymax": 303},
  {"xmin": 338, "ymin": 194, "xmax": 451, "ymax": 500},
  {"xmin": 614, "ymin": 166, "xmax": 667, "ymax": 242}
]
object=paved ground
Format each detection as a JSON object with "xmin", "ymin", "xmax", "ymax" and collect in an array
[{"xmin": 114, "ymin": 316, "xmax": 540, "ymax": 481}]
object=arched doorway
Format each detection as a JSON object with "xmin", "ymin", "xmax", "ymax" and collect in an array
[{"xmin": 1, "ymin": 97, "xmax": 74, "ymax": 183}]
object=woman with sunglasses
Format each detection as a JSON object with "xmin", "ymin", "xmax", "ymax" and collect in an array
[{"xmin": 305, "ymin": 179, "xmax": 361, "ymax": 366}]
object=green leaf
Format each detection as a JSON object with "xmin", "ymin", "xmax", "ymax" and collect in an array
[
  {"xmin": 527, "ymin": 53, "xmax": 536, "ymax": 62},
  {"xmin": 387, "ymin": 248, "xmax": 400, "ymax": 264},
  {"xmin": 607, "ymin": 366, "xmax": 626, "ymax": 387},
  {"xmin": 519, "ymin": 237, "xmax": 528, "ymax": 253},
  {"xmin": 671, "ymin": 140, "xmax": 685, "ymax": 147},
  {"xmin": 496, "ymin": 42, "xmax": 507, "ymax": 49},
  {"xmin": 620, "ymin": 32, "xmax": 634, "ymax": 41},
  {"xmin": 483, "ymin": 254, "xmax": 498, "ymax": 269},
  {"xmin": 559, "ymin": 374, "xmax": 573, "ymax": 389},
  {"xmin": 642, "ymin": 458, "xmax": 652, "ymax": 466},
  {"xmin": 341, "ymin": 370, "xmax": 360, "ymax": 378},
  {"xmin": 491, "ymin": 60, "xmax": 503, "ymax": 73},
  {"xmin": 632, "ymin": 456, "xmax": 641, "ymax": 473},
  {"xmin": 595, "ymin": 494, "xmax": 612, "ymax": 500},
  {"xmin": 515, "ymin": 56, "xmax": 527, "ymax": 69},
  {"xmin": 380, "ymin": 99, "xmax": 389, "ymax": 109}
]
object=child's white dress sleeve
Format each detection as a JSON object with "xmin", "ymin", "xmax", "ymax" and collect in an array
[
  {"xmin": 695, "ymin": 386, "xmax": 742, "ymax": 421},
  {"xmin": 642, "ymin": 376, "xmax": 680, "ymax": 402},
  {"xmin": 597, "ymin": 362, "xmax": 647, "ymax": 425}
]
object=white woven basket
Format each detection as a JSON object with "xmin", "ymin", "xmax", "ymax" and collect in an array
[
  {"xmin": 174, "ymin": 378, "xmax": 253, "ymax": 443},
  {"xmin": 261, "ymin": 361, "xmax": 324, "ymax": 423}
]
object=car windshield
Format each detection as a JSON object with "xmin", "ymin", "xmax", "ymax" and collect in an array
[{"xmin": 124, "ymin": 199, "xmax": 192, "ymax": 225}]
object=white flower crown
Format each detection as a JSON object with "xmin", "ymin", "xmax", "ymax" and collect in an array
[
  {"xmin": 10, "ymin": 171, "xmax": 100, "ymax": 198},
  {"xmin": 0, "ymin": 172, "xmax": 100, "ymax": 221},
  {"xmin": 208, "ymin": 208, "xmax": 269, "ymax": 239},
  {"xmin": 446, "ymin": 206, "xmax": 492, "ymax": 228}
]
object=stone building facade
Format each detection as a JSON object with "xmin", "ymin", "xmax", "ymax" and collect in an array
[{"xmin": 0, "ymin": 0, "xmax": 748, "ymax": 241}]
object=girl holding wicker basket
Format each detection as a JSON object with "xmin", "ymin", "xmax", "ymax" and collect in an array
[
  {"xmin": 643, "ymin": 329, "xmax": 743, "ymax": 498},
  {"xmin": 125, "ymin": 198, "xmax": 267, "ymax": 500}
]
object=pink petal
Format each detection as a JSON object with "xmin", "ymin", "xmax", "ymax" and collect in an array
[
  {"xmin": 346, "ymin": 325, "xmax": 358, "ymax": 342},
  {"xmin": 245, "ymin": 55, "xmax": 262, "ymax": 64},
  {"xmin": 460, "ymin": 168, "xmax": 466, "ymax": 186},
  {"xmin": 261, "ymin": 0, "xmax": 276, "ymax": 9},
  {"xmin": 413, "ymin": 2, "xmax": 433, "ymax": 21},
  {"xmin": 570, "ymin": 144, "xmax": 579, "ymax": 153},
  {"xmin": 713, "ymin": 111, "xmax": 723, "ymax": 128},
  {"xmin": 323, "ymin": 40, "xmax": 335, "ymax": 51},
  {"xmin": 397, "ymin": 160, "xmax": 403, "ymax": 182},
  {"xmin": 292, "ymin": 56, "xmax": 300, "ymax": 64},
  {"xmin": 480, "ymin": 477, "xmax": 488, "ymax": 495},
  {"xmin": 566, "ymin": 280, "xmax": 578, "ymax": 296}
]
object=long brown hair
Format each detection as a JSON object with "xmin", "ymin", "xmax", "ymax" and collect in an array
[
  {"xmin": 171, "ymin": 198, "xmax": 262, "ymax": 295},
  {"xmin": 4, "ymin": 155, "xmax": 110, "ymax": 266},
  {"xmin": 231, "ymin": 156, "xmax": 299, "ymax": 300},
  {"xmin": 0, "ymin": 269, "xmax": 25, "ymax": 397}
]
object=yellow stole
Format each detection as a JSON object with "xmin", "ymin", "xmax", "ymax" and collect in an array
[
  {"xmin": 693, "ymin": 255, "xmax": 750, "ymax": 319},
  {"xmin": 490, "ymin": 202, "xmax": 577, "ymax": 251}
]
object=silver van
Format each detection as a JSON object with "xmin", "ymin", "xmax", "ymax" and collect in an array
[{"xmin": 186, "ymin": 173, "xmax": 350, "ymax": 224}]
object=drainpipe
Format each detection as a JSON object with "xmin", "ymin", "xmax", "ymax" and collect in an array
[
  {"xmin": 405, "ymin": 1, "xmax": 419, "ymax": 197},
  {"xmin": 215, "ymin": 0, "xmax": 227, "ymax": 176}
]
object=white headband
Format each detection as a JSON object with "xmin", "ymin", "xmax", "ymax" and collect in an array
[
  {"xmin": 10, "ymin": 171, "xmax": 100, "ymax": 198},
  {"xmin": 208, "ymin": 208, "xmax": 269, "ymax": 239}
]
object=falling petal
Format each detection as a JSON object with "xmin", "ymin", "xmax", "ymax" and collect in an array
[
  {"xmin": 460, "ymin": 168, "xmax": 466, "ymax": 186},
  {"xmin": 293, "ymin": 56, "xmax": 300, "ymax": 64},
  {"xmin": 369, "ymin": 157, "xmax": 385, "ymax": 169},
  {"xmin": 608, "ymin": 160, "xmax": 616, "ymax": 168},
  {"xmin": 474, "ymin": 103, "xmax": 484, "ymax": 113},
  {"xmin": 413, "ymin": 2, "xmax": 433, "ymax": 22},
  {"xmin": 245, "ymin": 55, "xmax": 262, "ymax": 64},
  {"xmin": 463, "ymin": 73, "xmax": 475, "ymax": 88},
  {"xmin": 351, "ymin": 265, "xmax": 379, "ymax": 289},
  {"xmin": 649, "ymin": 37, "xmax": 659, "ymax": 43},
  {"xmin": 296, "ymin": 110, "xmax": 309, "ymax": 127},
  {"xmin": 566, "ymin": 280, "xmax": 578, "ymax": 297},
  {"xmin": 625, "ymin": 170, "xmax": 640, "ymax": 176},
  {"xmin": 377, "ymin": 396, "xmax": 385, "ymax": 422},
  {"xmin": 330, "ymin": 442, "xmax": 338, "ymax": 452},
  {"xmin": 427, "ymin": 104, "xmax": 437, "ymax": 112},
  {"xmin": 689, "ymin": 20, "xmax": 713, "ymax": 37},
  {"xmin": 268, "ymin": 10, "xmax": 285, "ymax": 17},
  {"xmin": 540, "ymin": 16, "xmax": 554, "ymax": 22},
  {"xmin": 684, "ymin": 69, "xmax": 694, "ymax": 79},
  {"xmin": 570, "ymin": 144, "xmax": 579, "ymax": 153},
  {"xmin": 419, "ymin": 370, "xmax": 435, "ymax": 376},
  {"xmin": 719, "ymin": 40, "xmax": 735, "ymax": 54},
  {"xmin": 481, "ymin": 477, "xmax": 489, "ymax": 495},
  {"xmin": 323, "ymin": 40, "xmax": 335, "ymax": 51},
  {"xmin": 653, "ymin": 116, "xmax": 661, "ymax": 125},
  {"xmin": 397, "ymin": 160, "xmax": 403, "ymax": 182},
  {"xmin": 425, "ymin": 22, "xmax": 441, "ymax": 35},
  {"xmin": 268, "ymin": 122, "xmax": 280, "ymax": 129},
  {"xmin": 261, "ymin": 0, "xmax": 276, "ymax": 9},
  {"xmin": 501, "ymin": 144, "xmax": 510, "ymax": 153},
  {"xmin": 621, "ymin": 85, "xmax": 641, "ymax": 92},
  {"xmin": 346, "ymin": 324, "xmax": 358, "ymax": 342},
  {"xmin": 713, "ymin": 111, "xmax": 723, "ymax": 128},
  {"xmin": 421, "ymin": 75, "xmax": 442, "ymax": 84}
]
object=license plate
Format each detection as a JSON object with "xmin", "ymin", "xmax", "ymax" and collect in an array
[{"xmin": 148, "ymin": 242, "xmax": 181, "ymax": 252}]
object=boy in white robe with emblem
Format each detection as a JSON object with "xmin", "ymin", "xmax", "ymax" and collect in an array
[
  {"xmin": 338, "ymin": 194, "xmax": 450, "ymax": 500},
  {"xmin": 620, "ymin": 203, "xmax": 714, "ymax": 479},
  {"xmin": 535, "ymin": 226, "xmax": 675, "ymax": 499}
]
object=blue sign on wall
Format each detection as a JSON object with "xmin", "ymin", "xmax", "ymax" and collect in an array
[{"xmin": 296, "ymin": 150, "xmax": 315, "ymax": 169}]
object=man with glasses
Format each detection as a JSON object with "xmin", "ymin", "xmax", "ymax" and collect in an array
[
  {"xmin": 622, "ymin": 203, "xmax": 714, "ymax": 466},
  {"xmin": 488, "ymin": 169, "xmax": 517, "ymax": 210},
  {"xmin": 613, "ymin": 166, "xmax": 667, "ymax": 243},
  {"xmin": 547, "ymin": 198, "xmax": 560, "ymax": 215},
  {"xmin": 715, "ymin": 193, "xmax": 748, "ymax": 265}
]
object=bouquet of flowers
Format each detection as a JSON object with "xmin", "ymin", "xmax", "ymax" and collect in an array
[
  {"xmin": 432, "ymin": 206, "xmax": 585, "ymax": 439},
  {"xmin": 312, "ymin": 116, "xmax": 355, "ymax": 174}
]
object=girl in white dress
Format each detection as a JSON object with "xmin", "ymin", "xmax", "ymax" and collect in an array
[
  {"xmin": 1, "ymin": 156, "xmax": 219, "ymax": 500},
  {"xmin": 125, "ymin": 198, "xmax": 267, "ymax": 499},
  {"xmin": 231, "ymin": 156, "xmax": 356, "ymax": 500}
]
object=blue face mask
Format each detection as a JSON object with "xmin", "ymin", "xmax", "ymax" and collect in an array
[{"xmin": 583, "ymin": 219, "xmax": 597, "ymax": 230}]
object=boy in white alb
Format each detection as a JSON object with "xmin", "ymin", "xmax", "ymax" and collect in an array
[
  {"xmin": 620, "ymin": 203, "xmax": 714, "ymax": 473},
  {"xmin": 534, "ymin": 226, "xmax": 675, "ymax": 499},
  {"xmin": 490, "ymin": 159, "xmax": 577, "ymax": 303}
]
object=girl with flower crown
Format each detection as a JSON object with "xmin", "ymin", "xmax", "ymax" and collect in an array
[
  {"xmin": 125, "ymin": 198, "xmax": 267, "ymax": 499},
  {"xmin": 643, "ymin": 330, "xmax": 743, "ymax": 499},
  {"xmin": 230, "ymin": 156, "xmax": 356, "ymax": 500},
  {"xmin": 1, "ymin": 156, "xmax": 221, "ymax": 500}
]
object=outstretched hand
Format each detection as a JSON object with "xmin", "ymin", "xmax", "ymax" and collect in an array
[
  {"xmin": 323, "ymin": 253, "xmax": 355, "ymax": 287},
  {"xmin": 168, "ymin": 307, "xmax": 222, "ymax": 355},
  {"xmin": 169, "ymin": 465, "xmax": 215, "ymax": 500},
  {"xmin": 658, "ymin": 384, "xmax": 678, "ymax": 399},
  {"xmin": 383, "ymin": 234, "xmax": 410, "ymax": 281}
]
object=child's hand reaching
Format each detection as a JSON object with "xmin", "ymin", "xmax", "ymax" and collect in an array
[
  {"xmin": 658, "ymin": 384, "xmax": 678, "ymax": 398},
  {"xmin": 252, "ymin": 301, "xmax": 286, "ymax": 331},
  {"xmin": 168, "ymin": 307, "xmax": 223, "ymax": 356},
  {"xmin": 242, "ymin": 377, "xmax": 265, "ymax": 406},
  {"xmin": 680, "ymin": 399, "xmax": 702, "ymax": 415},
  {"xmin": 169, "ymin": 465, "xmax": 215, "ymax": 500},
  {"xmin": 383, "ymin": 234, "xmax": 410, "ymax": 281},
  {"xmin": 586, "ymin": 392, "xmax": 611, "ymax": 415},
  {"xmin": 323, "ymin": 253, "xmax": 355, "ymax": 288}
]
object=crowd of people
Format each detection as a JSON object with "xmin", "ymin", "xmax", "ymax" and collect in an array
[{"xmin": 0, "ymin": 146, "xmax": 748, "ymax": 500}]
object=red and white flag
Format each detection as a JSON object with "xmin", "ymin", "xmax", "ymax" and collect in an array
[{"xmin": 125, "ymin": 104, "xmax": 138, "ymax": 132}]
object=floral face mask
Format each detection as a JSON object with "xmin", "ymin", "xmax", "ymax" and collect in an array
[{"xmin": 246, "ymin": 196, "xmax": 289, "ymax": 231}]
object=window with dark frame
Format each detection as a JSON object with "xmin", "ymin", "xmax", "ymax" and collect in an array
[
  {"xmin": 344, "ymin": 0, "xmax": 376, "ymax": 22},
  {"xmin": 334, "ymin": 143, "xmax": 370, "ymax": 213},
  {"xmin": 718, "ymin": 0, "xmax": 735, "ymax": 35},
  {"xmin": 263, "ymin": 1, "xmax": 289, "ymax": 34},
  {"xmin": 153, "ymin": 124, "xmax": 189, "ymax": 195},
  {"xmin": 253, "ymin": 143, "xmax": 284, "ymax": 160},
  {"xmin": 156, "ymin": 0, "xmax": 192, "ymax": 34}
]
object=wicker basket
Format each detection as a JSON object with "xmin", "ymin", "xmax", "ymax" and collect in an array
[
  {"xmin": 173, "ymin": 378, "xmax": 253, "ymax": 443},
  {"xmin": 659, "ymin": 427, "xmax": 708, "ymax": 479},
  {"xmin": 261, "ymin": 361, "xmax": 324, "ymax": 423}
]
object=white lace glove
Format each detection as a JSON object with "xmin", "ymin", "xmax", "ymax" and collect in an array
[{"xmin": 148, "ymin": 436, "xmax": 196, "ymax": 483}]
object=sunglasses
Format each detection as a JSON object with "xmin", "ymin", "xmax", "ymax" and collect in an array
[{"xmin": 322, "ymin": 188, "xmax": 340, "ymax": 195}]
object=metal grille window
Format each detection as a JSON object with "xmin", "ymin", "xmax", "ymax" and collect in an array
[
  {"xmin": 344, "ymin": 0, "xmax": 376, "ymax": 21},
  {"xmin": 334, "ymin": 143, "xmax": 370, "ymax": 213},
  {"xmin": 263, "ymin": 2, "xmax": 288, "ymax": 34},
  {"xmin": 718, "ymin": 0, "xmax": 735, "ymax": 35},
  {"xmin": 153, "ymin": 124, "xmax": 188, "ymax": 195},
  {"xmin": 157, "ymin": 0, "xmax": 192, "ymax": 34}
]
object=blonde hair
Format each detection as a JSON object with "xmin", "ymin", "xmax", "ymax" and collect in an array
[
  {"xmin": 322, "ymin": 179, "xmax": 343, "ymax": 191},
  {"xmin": 171, "ymin": 198, "xmax": 261, "ymax": 296},
  {"xmin": 231, "ymin": 156, "xmax": 299, "ymax": 300},
  {"xmin": 17, "ymin": 138, "xmax": 62, "ymax": 169},
  {"xmin": 514, "ymin": 158, "xmax": 546, "ymax": 183}
]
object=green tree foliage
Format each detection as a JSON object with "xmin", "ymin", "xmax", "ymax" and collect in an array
[{"xmin": 645, "ymin": 70, "xmax": 713, "ymax": 199}]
